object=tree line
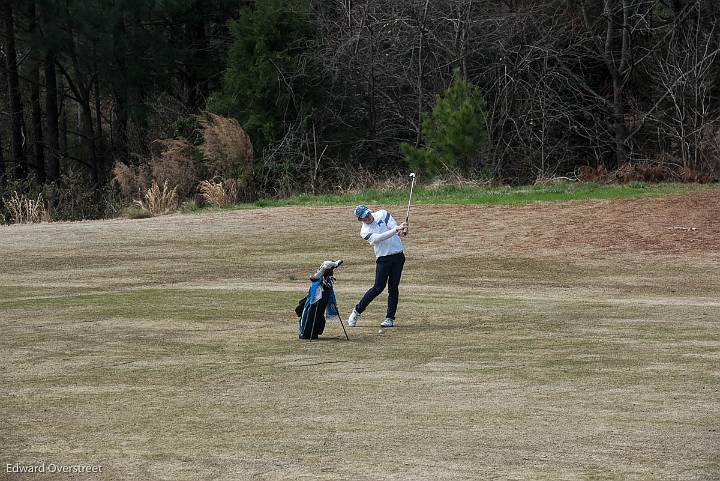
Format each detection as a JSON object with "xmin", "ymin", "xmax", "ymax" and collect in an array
[{"xmin": 1, "ymin": 0, "xmax": 718, "ymax": 220}]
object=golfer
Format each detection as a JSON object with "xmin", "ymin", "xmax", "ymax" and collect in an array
[{"xmin": 347, "ymin": 205, "xmax": 407, "ymax": 328}]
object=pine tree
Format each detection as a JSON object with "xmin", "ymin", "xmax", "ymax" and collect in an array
[
  {"xmin": 401, "ymin": 68, "xmax": 488, "ymax": 178},
  {"xmin": 209, "ymin": 0, "xmax": 316, "ymax": 149}
]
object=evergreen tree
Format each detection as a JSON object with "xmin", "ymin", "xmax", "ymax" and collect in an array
[
  {"xmin": 209, "ymin": 0, "xmax": 316, "ymax": 149},
  {"xmin": 401, "ymin": 69, "xmax": 488, "ymax": 178}
]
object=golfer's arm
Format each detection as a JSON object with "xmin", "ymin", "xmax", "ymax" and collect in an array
[{"xmin": 364, "ymin": 229, "xmax": 397, "ymax": 245}]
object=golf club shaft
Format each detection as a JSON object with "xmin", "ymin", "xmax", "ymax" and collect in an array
[{"xmin": 405, "ymin": 176, "xmax": 416, "ymax": 227}]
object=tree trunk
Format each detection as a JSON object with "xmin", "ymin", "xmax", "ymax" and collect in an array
[
  {"xmin": 0, "ymin": 45, "xmax": 6, "ymax": 187},
  {"xmin": 112, "ymin": 90, "xmax": 129, "ymax": 165},
  {"xmin": 28, "ymin": 1, "xmax": 46, "ymax": 183},
  {"xmin": 602, "ymin": 0, "xmax": 630, "ymax": 167},
  {"xmin": 135, "ymin": 86, "xmax": 150, "ymax": 156},
  {"xmin": 59, "ymin": 75, "xmax": 68, "ymax": 157},
  {"xmin": 415, "ymin": 0, "xmax": 430, "ymax": 146},
  {"xmin": 0, "ymin": 128, "xmax": 5, "ymax": 187},
  {"xmin": 30, "ymin": 61, "xmax": 46, "ymax": 183},
  {"xmin": 45, "ymin": 53, "xmax": 61, "ymax": 181},
  {"xmin": 93, "ymin": 44, "xmax": 105, "ymax": 182},
  {"xmin": 111, "ymin": 13, "xmax": 129, "ymax": 166},
  {"xmin": 78, "ymin": 99, "xmax": 99, "ymax": 185},
  {"xmin": 612, "ymin": 76, "xmax": 626, "ymax": 166},
  {"xmin": 3, "ymin": 0, "xmax": 28, "ymax": 178},
  {"xmin": 59, "ymin": 29, "xmax": 100, "ymax": 186}
]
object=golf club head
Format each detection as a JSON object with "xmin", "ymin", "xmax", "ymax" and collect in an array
[{"xmin": 309, "ymin": 259, "xmax": 343, "ymax": 280}]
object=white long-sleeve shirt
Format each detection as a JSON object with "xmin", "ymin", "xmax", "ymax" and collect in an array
[{"xmin": 360, "ymin": 209, "xmax": 404, "ymax": 258}]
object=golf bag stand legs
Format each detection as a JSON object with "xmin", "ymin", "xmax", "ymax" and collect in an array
[
  {"xmin": 308, "ymin": 301, "xmax": 349, "ymax": 342},
  {"xmin": 335, "ymin": 305, "xmax": 350, "ymax": 341}
]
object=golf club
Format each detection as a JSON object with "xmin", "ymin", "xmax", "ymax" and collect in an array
[{"xmin": 404, "ymin": 172, "xmax": 416, "ymax": 235}]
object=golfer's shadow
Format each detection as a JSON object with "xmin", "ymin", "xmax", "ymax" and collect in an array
[{"xmin": 300, "ymin": 335, "xmax": 347, "ymax": 342}]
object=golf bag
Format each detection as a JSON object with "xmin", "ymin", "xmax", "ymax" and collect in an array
[{"xmin": 295, "ymin": 260, "xmax": 346, "ymax": 340}]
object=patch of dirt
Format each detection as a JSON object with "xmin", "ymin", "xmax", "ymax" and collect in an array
[
  {"xmin": 2, "ymin": 190, "xmax": 717, "ymax": 258},
  {"xmin": 408, "ymin": 190, "xmax": 720, "ymax": 256}
]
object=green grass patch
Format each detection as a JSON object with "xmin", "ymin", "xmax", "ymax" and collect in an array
[
  {"xmin": 190, "ymin": 182, "xmax": 716, "ymax": 212},
  {"xmin": 269, "ymin": 182, "xmax": 714, "ymax": 206}
]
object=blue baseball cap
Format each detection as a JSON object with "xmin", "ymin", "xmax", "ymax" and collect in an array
[{"xmin": 354, "ymin": 204, "xmax": 371, "ymax": 219}]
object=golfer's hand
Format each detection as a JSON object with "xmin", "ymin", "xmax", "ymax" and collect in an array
[{"xmin": 397, "ymin": 222, "xmax": 408, "ymax": 236}]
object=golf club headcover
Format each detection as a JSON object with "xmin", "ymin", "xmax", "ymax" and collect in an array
[{"xmin": 309, "ymin": 259, "xmax": 343, "ymax": 280}]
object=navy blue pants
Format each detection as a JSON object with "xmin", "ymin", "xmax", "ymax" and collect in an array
[{"xmin": 356, "ymin": 252, "xmax": 405, "ymax": 320}]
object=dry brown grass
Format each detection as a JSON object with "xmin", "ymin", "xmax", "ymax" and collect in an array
[
  {"xmin": 2, "ymin": 191, "xmax": 51, "ymax": 224},
  {"xmin": 331, "ymin": 169, "xmax": 419, "ymax": 195},
  {"xmin": 198, "ymin": 179, "xmax": 240, "ymax": 207},
  {"xmin": 577, "ymin": 162, "xmax": 668, "ymax": 183},
  {"xmin": 113, "ymin": 140, "xmax": 201, "ymax": 204},
  {"xmin": 534, "ymin": 174, "xmax": 577, "ymax": 185},
  {"xmin": 615, "ymin": 161, "xmax": 673, "ymax": 182},
  {"xmin": 680, "ymin": 166, "xmax": 716, "ymax": 183},
  {"xmin": 698, "ymin": 125, "xmax": 720, "ymax": 176},
  {"xmin": 133, "ymin": 180, "xmax": 179, "ymax": 216},
  {"xmin": 577, "ymin": 160, "xmax": 718, "ymax": 184},
  {"xmin": 199, "ymin": 112, "xmax": 253, "ymax": 177},
  {"xmin": 1, "ymin": 193, "xmax": 719, "ymax": 480},
  {"xmin": 150, "ymin": 138, "xmax": 200, "ymax": 200},
  {"xmin": 112, "ymin": 162, "xmax": 151, "ymax": 200},
  {"xmin": 1, "ymin": 192, "xmax": 720, "ymax": 480},
  {"xmin": 332, "ymin": 169, "xmax": 493, "ymax": 196},
  {"xmin": 426, "ymin": 175, "xmax": 492, "ymax": 189}
]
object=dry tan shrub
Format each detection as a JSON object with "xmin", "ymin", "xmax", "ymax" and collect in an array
[
  {"xmin": 198, "ymin": 179, "xmax": 240, "ymax": 207},
  {"xmin": 150, "ymin": 138, "xmax": 200, "ymax": 199},
  {"xmin": 615, "ymin": 161, "xmax": 673, "ymax": 183},
  {"xmin": 577, "ymin": 164, "xmax": 611, "ymax": 183},
  {"xmin": 112, "ymin": 162, "xmax": 134, "ymax": 196},
  {"xmin": 576, "ymin": 160, "xmax": 712, "ymax": 184},
  {"xmin": 534, "ymin": 175, "xmax": 575, "ymax": 186},
  {"xmin": 199, "ymin": 112, "xmax": 254, "ymax": 178},
  {"xmin": 427, "ymin": 175, "xmax": 492, "ymax": 189},
  {"xmin": 3, "ymin": 191, "xmax": 50, "ymax": 224},
  {"xmin": 377, "ymin": 175, "xmax": 415, "ymax": 191},
  {"xmin": 680, "ymin": 166, "xmax": 715, "ymax": 183},
  {"xmin": 697, "ymin": 126, "xmax": 720, "ymax": 177},
  {"xmin": 331, "ymin": 166, "xmax": 376, "ymax": 194},
  {"xmin": 225, "ymin": 179, "xmax": 240, "ymax": 203},
  {"xmin": 112, "ymin": 162, "xmax": 151, "ymax": 200},
  {"xmin": 133, "ymin": 180, "xmax": 178, "ymax": 216},
  {"xmin": 334, "ymin": 168, "xmax": 434, "ymax": 195},
  {"xmin": 198, "ymin": 180, "xmax": 225, "ymax": 206}
]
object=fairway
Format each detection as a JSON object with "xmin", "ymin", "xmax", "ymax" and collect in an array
[{"xmin": 1, "ymin": 191, "xmax": 719, "ymax": 480}]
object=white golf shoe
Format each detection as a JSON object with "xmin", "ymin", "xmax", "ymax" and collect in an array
[
  {"xmin": 348, "ymin": 309, "xmax": 361, "ymax": 327},
  {"xmin": 380, "ymin": 318, "xmax": 395, "ymax": 328}
]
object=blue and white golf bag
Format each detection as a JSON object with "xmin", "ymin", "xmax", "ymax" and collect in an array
[{"xmin": 295, "ymin": 260, "xmax": 346, "ymax": 340}]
